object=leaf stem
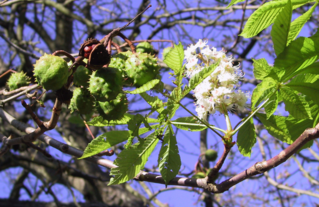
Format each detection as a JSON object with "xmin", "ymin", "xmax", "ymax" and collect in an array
[
  {"xmin": 177, "ymin": 102, "xmax": 225, "ymax": 137},
  {"xmin": 231, "ymin": 97, "xmax": 270, "ymax": 135}
]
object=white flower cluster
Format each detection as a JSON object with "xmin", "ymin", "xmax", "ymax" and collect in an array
[{"xmin": 184, "ymin": 39, "xmax": 248, "ymax": 119}]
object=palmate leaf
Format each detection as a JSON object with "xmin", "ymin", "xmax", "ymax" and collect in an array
[
  {"xmin": 79, "ymin": 131, "xmax": 130, "ymax": 159},
  {"xmin": 256, "ymin": 113, "xmax": 292, "ymax": 144},
  {"xmin": 158, "ymin": 125, "xmax": 181, "ymax": 185},
  {"xmin": 237, "ymin": 117, "xmax": 256, "ymax": 157},
  {"xmin": 280, "ymin": 86, "xmax": 312, "ymax": 119},
  {"xmin": 240, "ymin": 0, "xmax": 314, "ymax": 38},
  {"xmin": 88, "ymin": 113, "xmax": 159, "ymax": 127},
  {"xmin": 251, "ymin": 77, "xmax": 278, "ymax": 108},
  {"xmin": 163, "ymin": 42, "xmax": 184, "ymax": 74},
  {"xmin": 264, "ymin": 90, "xmax": 279, "ymax": 119},
  {"xmin": 253, "ymin": 58, "xmax": 273, "ymax": 80},
  {"xmin": 271, "ymin": 0, "xmax": 292, "ymax": 56},
  {"xmin": 109, "ymin": 133, "xmax": 159, "ymax": 185},
  {"xmin": 275, "ymin": 35, "xmax": 319, "ymax": 82},
  {"xmin": 125, "ymin": 79, "xmax": 160, "ymax": 94},
  {"xmin": 140, "ymin": 92, "xmax": 165, "ymax": 113},
  {"xmin": 287, "ymin": 2, "xmax": 318, "ymax": 45},
  {"xmin": 227, "ymin": 0, "xmax": 245, "ymax": 8},
  {"xmin": 240, "ymin": 0, "xmax": 287, "ymax": 38},
  {"xmin": 287, "ymin": 74, "xmax": 319, "ymax": 105},
  {"xmin": 183, "ymin": 60, "xmax": 220, "ymax": 97},
  {"xmin": 172, "ymin": 116, "xmax": 207, "ymax": 131}
]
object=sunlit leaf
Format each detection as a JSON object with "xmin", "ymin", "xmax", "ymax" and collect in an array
[
  {"xmin": 109, "ymin": 133, "xmax": 159, "ymax": 185},
  {"xmin": 158, "ymin": 125, "xmax": 181, "ymax": 185},
  {"xmin": 237, "ymin": 117, "xmax": 256, "ymax": 157}
]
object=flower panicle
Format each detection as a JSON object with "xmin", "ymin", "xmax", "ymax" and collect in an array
[{"xmin": 184, "ymin": 39, "xmax": 249, "ymax": 119}]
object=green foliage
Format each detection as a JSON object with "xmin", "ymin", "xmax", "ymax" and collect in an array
[
  {"xmin": 271, "ymin": 0, "xmax": 292, "ymax": 56},
  {"xmin": 237, "ymin": 117, "xmax": 256, "ymax": 157},
  {"xmin": 125, "ymin": 79, "xmax": 160, "ymax": 94},
  {"xmin": 158, "ymin": 125, "xmax": 181, "ymax": 185},
  {"xmin": 79, "ymin": 131, "xmax": 130, "ymax": 159},
  {"xmin": 251, "ymin": 77, "xmax": 278, "ymax": 108},
  {"xmin": 172, "ymin": 116, "xmax": 207, "ymax": 131},
  {"xmin": 163, "ymin": 42, "xmax": 184, "ymax": 73},
  {"xmin": 109, "ymin": 133, "xmax": 159, "ymax": 185},
  {"xmin": 275, "ymin": 35, "xmax": 319, "ymax": 81}
]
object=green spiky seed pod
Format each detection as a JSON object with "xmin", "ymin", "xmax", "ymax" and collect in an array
[
  {"xmin": 97, "ymin": 93, "xmax": 128, "ymax": 121},
  {"xmin": 69, "ymin": 88, "xmax": 95, "ymax": 115},
  {"xmin": 124, "ymin": 53, "xmax": 159, "ymax": 87},
  {"xmin": 205, "ymin": 149, "xmax": 218, "ymax": 162},
  {"xmin": 73, "ymin": 65, "xmax": 92, "ymax": 88},
  {"xmin": 34, "ymin": 54, "xmax": 70, "ymax": 90},
  {"xmin": 7, "ymin": 72, "xmax": 30, "ymax": 91},
  {"xmin": 191, "ymin": 172, "xmax": 206, "ymax": 179},
  {"xmin": 136, "ymin": 42, "xmax": 154, "ymax": 54},
  {"xmin": 109, "ymin": 53, "xmax": 127, "ymax": 74},
  {"xmin": 162, "ymin": 47, "xmax": 173, "ymax": 59},
  {"xmin": 88, "ymin": 67, "xmax": 123, "ymax": 102}
]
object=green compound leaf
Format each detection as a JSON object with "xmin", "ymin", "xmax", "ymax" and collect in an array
[
  {"xmin": 158, "ymin": 125, "xmax": 181, "ymax": 185},
  {"xmin": 108, "ymin": 133, "xmax": 159, "ymax": 185},
  {"xmin": 140, "ymin": 92, "xmax": 165, "ymax": 113},
  {"xmin": 280, "ymin": 86, "xmax": 312, "ymax": 119},
  {"xmin": 251, "ymin": 77, "xmax": 278, "ymax": 109},
  {"xmin": 88, "ymin": 114, "xmax": 159, "ymax": 127},
  {"xmin": 264, "ymin": 90, "xmax": 279, "ymax": 119},
  {"xmin": 172, "ymin": 116, "xmax": 207, "ymax": 131},
  {"xmin": 125, "ymin": 79, "xmax": 160, "ymax": 94},
  {"xmin": 253, "ymin": 58, "xmax": 273, "ymax": 80},
  {"xmin": 227, "ymin": 0, "xmax": 245, "ymax": 8},
  {"xmin": 287, "ymin": 2, "xmax": 318, "ymax": 45},
  {"xmin": 275, "ymin": 35, "xmax": 319, "ymax": 82},
  {"xmin": 256, "ymin": 113, "xmax": 292, "ymax": 144},
  {"xmin": 183, "ymin": 60, "xmax": 220, "ymax": 97},
  {"xmin": 240, "ymin": 0, "xmax": 287, "ymax": 38},
  {"xmin": 237, "ymin": 117, "xmax": 256, "ymax": 157},
  {"xmin": 163, "ymin": 42, "xmax": 184, "ymax": 74},
  {"xmin": 79, "ymin": 131, "xmax": 130, "ymax": 159},
  {"xmin": 287, "ymin": 74, "xmax": 319, "ymax": 105},
  {"xmin": 271, "ymin": 0, "xmax": 292, "ymax": 56}
]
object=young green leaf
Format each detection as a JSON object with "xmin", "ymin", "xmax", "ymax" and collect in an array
[
  {"xmin": 183, "ymin": 60, "xmax": 220, "ymax": 97},
  {"xmin": 253, "ymin": 58, "xmax": 273, "ymax": 80},
  {"xmin": 240, "ymin": 0, "xmax": 287, "ymax": 38},
  {"xmin": 237, "ymin": 117, "xmax": 256, "ymax": 157},
  {"xmin": 88, "ymin": 114, "xmax": 159, "ymax": 127},
  {"xmin": 226, "ymin": 0, "xmax": 245, "ymax": 8},
  {"xmin": 271, "ymin": 0, "xmax": 292, "ymax": 56},
  {"xmin": 109, "ymin": 133, "xmax": 159, "ymax": 185},
  {"xmin": 251, "ymin": 77, "xmax": 278, "ymax": 108},
  {"xmin": 158, "ymin": 125, "xmax": 181, "ymax": 185},
  {"xmin": 79, "ymin": 131, "xmax": 130, "ymax": 159},
  {"xmin": 125, "ymin": 79, "xmax": 160, "ymax": 94},
  {"xmin": 280, "ymin": 86, "xmax": 312, "ymax": 119},
  {"xmin": 172, "ymin": 116, "xmax": 207, "ymax": 131},
  {"xmin": 140, "ymin": 92, "xmax": 165, "ymax": 113},
  {"xmin": 286, "ymin": 74, "xmax": 319, "ymax": 105},
  {"xmin": 275, "ymin": 35, "xmax": 319, "ymax": 82},
  {"xmin": 163, "ymin": 42, "xmax": 184, "ymax": 74},
  {"xmin": 256, "ymin": 113, "xmax": 292, "ymax": 144},
  {"xmin": 287, "ymin": 2, "xmax": 318, "ymax": 45},
  {"xmin": 264, "ymin": 91, "xmax": 279, "ymax": 119}
]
